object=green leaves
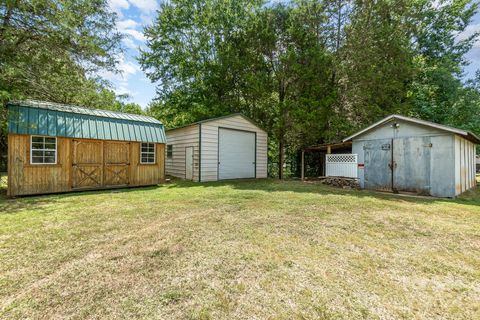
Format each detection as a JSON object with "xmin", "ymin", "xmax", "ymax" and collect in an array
[{"xmin": 142, "ymin": 0, "xmax": 480, "ymax": 174}]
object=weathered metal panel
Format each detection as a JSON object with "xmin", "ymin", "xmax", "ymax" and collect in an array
[
  {"xmin": 7, "ymin": 101, "xmax": 166, "ymax": 144},
  {"xmin": 353, "ymin": 119, "xmax": 449, "ymax": 142},
  {"xmin": 393, "ymin": 137, "xmax": 431, "ymax": 195},
  {"xmin": 47, "ymin": 111, "xmax": 56, "ymax": 136},
  {"xmin": 429, "ymin": 135, "xmax": 455, "ymax": 198},
  {"xmin": 56, "ymin": 112, "xmax": 66, "ymax": 137},
  {"xmin": 28, "ymin": 107, "xmax": 39, "ymax": 135},
  {"xmin": 353, "ymin": 121, "xmax": 467, "ymax": 197},
  {"xmin": 363, "ymin": 139, "xmax": 392, "ymax": 191}
]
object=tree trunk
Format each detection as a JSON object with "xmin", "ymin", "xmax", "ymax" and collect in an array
[
  {"xmin": 278, "ymin": 133, "xmax": 284, "ymax": 179},
  {"xmin": 278, "ymin": 78, "xmax": 286, "ymax": 180}
]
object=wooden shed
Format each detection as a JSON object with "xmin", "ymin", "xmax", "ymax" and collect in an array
[
  {"xmin": 7, "ymin": 100, "xmax": 166, "ymax": 196},
  {"xmin": 165, "ymin": 114, "xmax": 268, "ymax": 181},
  {"xmin": 343, "ymin": 114, "xmax": 479, "ymax": 197}
]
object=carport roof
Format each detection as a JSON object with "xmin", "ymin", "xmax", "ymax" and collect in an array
[{"xmin": 343, "ymin": 114, "xmax": 480, "ymax": 144}]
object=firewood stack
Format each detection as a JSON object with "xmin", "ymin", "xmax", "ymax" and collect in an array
[{"xmin": 320, "ymin": 177, "xmax": 360, "ymax": 189}]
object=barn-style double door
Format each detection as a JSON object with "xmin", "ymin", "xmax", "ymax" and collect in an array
[
  {"xmin": 72, "ymin": 140, "xmax": 130, "ymax": 189},
  {"xmin": 364, "ymin": 137, "xmax": 432, "ymax": 195}
]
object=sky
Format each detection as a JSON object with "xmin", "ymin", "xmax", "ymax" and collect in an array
[{"xmin": 105, "ymin": 0, "xmax": 480, "ymax": 109}]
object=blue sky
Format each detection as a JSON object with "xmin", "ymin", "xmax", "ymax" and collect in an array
[{"xmin": 105, "ymin": 0, "xmax": 480, "ymax": 109}]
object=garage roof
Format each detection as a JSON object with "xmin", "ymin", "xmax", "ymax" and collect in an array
[
  {"xmin": 343, "ymin": 114, "xmax": 480, "ymax": 144},
  {"xmin": 7, "ymin": 100, "xmax": 166, "ymax": 143},
  {"xmin": 166, "ymin": 113, "xmax": 266, "ymax": 132}
]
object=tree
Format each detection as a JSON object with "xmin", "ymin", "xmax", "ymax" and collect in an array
[
  {"xmin": 0, "ymin": 0, "xmax": 125, "ymax": 162},
  {"xmin": 141, "ymin": 0, "xmax": 335, "ymax": 178},
  {"xmin": 408, "ymin": 0, "xmax": 479, "ymax": 125},
  {"xmin": 141, "ymin": 0, "xmax": 480, "ymax": 178}
]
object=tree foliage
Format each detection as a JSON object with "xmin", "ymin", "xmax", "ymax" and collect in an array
[
  {"xmin": 0, "ymin": 0, "xmax": 139, "ymax": 164},
  {"xmin": 142, "ymin": 0, "xmax": 480, "ymax": 177}
]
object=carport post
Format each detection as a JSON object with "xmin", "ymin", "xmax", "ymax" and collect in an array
[{"xmin": 301, "ymin": 150, "xmax": 305, "ymax": 181}]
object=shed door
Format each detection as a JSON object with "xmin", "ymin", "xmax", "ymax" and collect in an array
[
  {"xmin": 218, "ymin": 128, "xmax": 255, "ymax": 180},
  {"xmin": 185, "ymin": 146, "xmax": 194, "ymax": 181},
  {"xmin": 393, "ymin": 137, "xmax": 431, "ymax": 195},
  {"xmin": 104, "ymin": 141, "xmax": 130, "ymax": 186},
  {"xmin": 364, "ymin": 139, "xmax": 392, "ymax": 191},
  {"xmin": 72, "ymin": 140, "xmax": 103, "ymax": 189}
]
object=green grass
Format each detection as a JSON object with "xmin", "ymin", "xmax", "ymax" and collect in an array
[{"xmin": 1, "ymin": 179, "xmax": 479, "ymax": 319}]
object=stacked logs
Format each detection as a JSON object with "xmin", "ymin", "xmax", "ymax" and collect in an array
[{"xmin": 320, "ymin": 177, "xmax": 360, "ymax": 189}]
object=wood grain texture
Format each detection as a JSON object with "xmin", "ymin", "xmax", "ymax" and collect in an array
[{"xmin": 7, "ymin": 134, "xmax": 165, "ymax": 196}]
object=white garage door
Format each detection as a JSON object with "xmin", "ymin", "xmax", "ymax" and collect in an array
[{"xmin": 218, "ymin": 128, "xmax": 255, "ymax": 179}]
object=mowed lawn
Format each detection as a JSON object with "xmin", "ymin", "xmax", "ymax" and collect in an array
[{"xmin": 1, "ymin": 180, "xmax": 480, "ymax": 319}]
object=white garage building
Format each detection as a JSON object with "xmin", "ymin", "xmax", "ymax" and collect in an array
[{"xmin": 165, "ymin": 114, "xmax": 268, "ymax": 181}]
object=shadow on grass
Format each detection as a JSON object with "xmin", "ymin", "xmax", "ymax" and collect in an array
[
  {"xmin": 0, "ymin": 185, "xmax": 161, "ymax": 215},
  {"xmin": 1, "ymin": 179, "xmax": 478, "ymax": 216},
  {"xmin": 163, "ymin": 178, "xmax": 480, "ymax": 207}
]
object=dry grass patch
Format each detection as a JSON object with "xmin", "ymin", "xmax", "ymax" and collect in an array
[{"xmin": 0, "ymin": 179, "xmax": 479, "ymax": 319}]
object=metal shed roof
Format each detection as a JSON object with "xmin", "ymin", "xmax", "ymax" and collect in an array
[
  {"xmin": 7, "ymin": 100, "xmax": 166, "ymax": 143},
  {"xmin": 343, "ymin": 114, "xmax": 480, "ymax": 144},
  {"xmin": 166, "ymin": 113, "xmax": 267, "ymax": 133}
]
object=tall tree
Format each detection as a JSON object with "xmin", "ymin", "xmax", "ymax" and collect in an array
[
  {"xmin": 0, "ymin": 0, "xmax": 125, "ymax": 163},
  {"xmin": 142, "ymin": 0, "xmax": 335, "ymax": 178}
]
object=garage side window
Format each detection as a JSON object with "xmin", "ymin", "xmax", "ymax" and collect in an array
[
  {"xmin": 140, "ymin": 143, "xmax": 156, "ymax": 164},
  {"xmin": 31, "ymin": 136, "xmax": 57, "ymax": 164},
  {"xmin": 167, "ymin": 145, "xmax": 173, "ymax": 159}
]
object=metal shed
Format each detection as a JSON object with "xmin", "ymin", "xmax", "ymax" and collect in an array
[
  {"xmin": 165, "ymin": 114, "xmax": 268, "ymax": 181},
  {"xmin": 343, "ymin": 115, "xmax": 479, "ymax": 197},
  {"xmin": 7, "ymin": 100, "xmax": 166, "ymax": 196}
]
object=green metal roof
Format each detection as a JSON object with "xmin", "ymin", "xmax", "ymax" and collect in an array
[{"xmin": 7, "ymin": 100, "xmax": 166, "ymax": 143}]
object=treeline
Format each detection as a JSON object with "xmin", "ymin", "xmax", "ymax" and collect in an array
[
  {"xmin": 0, "ymin": 0, "xmax": 142, "ymax": 167},
  {"xmin": 140, "ymin": 0, "xmax": 480, "ymax": 178}
]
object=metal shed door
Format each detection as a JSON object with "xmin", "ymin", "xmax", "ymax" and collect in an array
[
  {"xmin": 185, "ymin": 146, "xmax": 194, "ymax": 180},
  {"xmin": 393, "ymin": 137, "xmax": 431, "ymax": 195},
  {"xmin": 218, "ymin": 128, "xmax": 255, "ymax": 180},
  {"xmin": 364, "ymin": 139, "xmax": 392, "ymax": 191}
]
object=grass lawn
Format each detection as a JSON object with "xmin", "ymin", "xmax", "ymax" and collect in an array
[{"xmin": 1, "ymin": 179, "xmax": 479, "ymax": 319}]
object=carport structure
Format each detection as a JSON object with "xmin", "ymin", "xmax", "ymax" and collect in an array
[{"xmin": 300, "ymin": 141, "xmax": 353, "ymax": 180}]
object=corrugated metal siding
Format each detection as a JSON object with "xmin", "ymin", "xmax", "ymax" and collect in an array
[
  {"xmin": 9, "ymin": 99, "xmax": 160, "ymax": 123},
  {"xmin": 200, "ymin": 115, "xmax": 268, "ymax": 181},
  {"xmin": 454, "ymin": 136, "xmax": 477, "ymax": 195},
  {"xmin": 353, "ymin": 119, "xmax": 477, "ymax": 197},
  {"xmin": 165, "ymin": 125, "xmax": 200, "ymax": 181},
  {"xmin": 8, "ymin": 105, "xmax": 166, "ymax": 143}
]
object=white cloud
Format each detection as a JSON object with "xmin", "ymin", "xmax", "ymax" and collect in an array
[
  {"xmin": 457, "ymin": 23, "xmax": 480, "ymax": 48},
  {"xmin": 128, "ymin": 0, "xmax": 158, "ymax": 13},
  {"xmin": 122, "ymin": 29, "xmax": 146, "ymax": 42},
  {"xmin": 122, "ymin": 37, "xmax": 137, "ymax": 49},
  {"xmin": 109, "ymin": 0, "xmax": 130, "ymax": 14},
  {"xmin": 139, "ymin": 13, "xmax": 156, "ymax": 25},
  {"xmin": 117, "ymin": 19, "xmax": 139, "ymax": 31},
  {"xmin": 99, "ymin": 53, "xmax": 140, "ymax": 96}
]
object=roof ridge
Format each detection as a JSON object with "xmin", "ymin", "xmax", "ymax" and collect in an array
[
  {"xmin": 343, "ymin": 114, "xmax": 480, "ymax": 144},
  {"xmin": 7, "ymin": 99, "xmax": 162, "ymax": 125}
]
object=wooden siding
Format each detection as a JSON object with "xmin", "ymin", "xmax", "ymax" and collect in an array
[
  {"xmin": 200, "ymin": 115, "xmax": 268, "ymax": 181},
  {"xmin": 7, "ymin": 134, "xmax": 165, "ymax": 196},
  {"xmin": 454, "ymin": 135, "xmax": 476, "ymax": 196},
  {"xmin": 165, "ymin": 125, "xmax": 200, "ymax": 181}
]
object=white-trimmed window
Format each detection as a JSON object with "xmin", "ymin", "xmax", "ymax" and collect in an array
[
  {"xmin": 167, "ymin": 144, "xmax": 173, "ymax": 159},
  {"xmin": 31, "ymin": 136, "xmax": 57, "ymax": 164},
  {"xmin": 140, "ymin": 142, "xmax": 156, "ymax": 164}
]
